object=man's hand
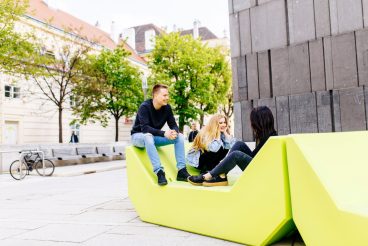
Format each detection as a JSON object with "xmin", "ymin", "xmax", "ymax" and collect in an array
[{"xmin": 164, "ymin": 130, "xmax": 178, "ymax": 140}]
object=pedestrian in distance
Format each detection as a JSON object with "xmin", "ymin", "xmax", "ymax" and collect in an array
[
  {"xmin": 188, "ymin": 122, "xmax": 199, "ymax": 142},
  {"xmin": 70, "ymin": 131, "xmax": 79, "ymax": 143}
]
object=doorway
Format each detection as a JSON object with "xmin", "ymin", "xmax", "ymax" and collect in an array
[{"xmin": 4, "ymin": 121, "xmax": 19, "ymax": 144}]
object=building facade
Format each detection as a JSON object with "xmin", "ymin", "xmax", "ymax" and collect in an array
[
  {"xmin": 0, "ymin": 0, "xmax": 147, "ymax": 145},
  {"xmin": 229, "ymin": 0, "xmax": 368, "ymax": 141},
  {"xmin": 121, "ymin": 24, "xmax": 165, "ymax": 58},
  {"xmin": 121, "ymin": 21, "xmax": 230, "ymax": 58}
]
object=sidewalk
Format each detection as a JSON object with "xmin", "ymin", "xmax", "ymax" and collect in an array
[
  {"xmin": 0, "ymin": 162, "xmax": 304, "ymax": 245},
  {"xmin": 0, "ymin": 160, "xmax": 125, "ymax": 187},
  {"xmin": 52, "ymin": 160, "xmax": 126, "ymax": 177}
]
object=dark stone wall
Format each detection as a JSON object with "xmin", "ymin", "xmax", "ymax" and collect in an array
[{"xmin": 229, "ymin": 0, "xmax": 368, "ymax": 141}]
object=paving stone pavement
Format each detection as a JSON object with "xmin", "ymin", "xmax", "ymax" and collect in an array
[{"xmin": 0, "ymin": 162, "xmax": 304, "ymax": 245}]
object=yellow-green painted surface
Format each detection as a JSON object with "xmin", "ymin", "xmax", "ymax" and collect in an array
[
  {"xmin": 127, "ymin": 137, "xmax": 294, "ymax": 246},
  {"xmin": 287, "ymin": 131, "xmax": 368, "ymax": 246}
]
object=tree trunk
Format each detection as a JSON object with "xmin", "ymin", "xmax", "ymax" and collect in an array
[
  {"xmin": 115, "ymin": 116, "xmax": 119, "ymax": 142},
  {"xmin": 58, "ymin": 107, "xmax": 63, "ymax": 143},
  {"xmin": 199, "ymin": 104, "xmax": 204, "ymax": 128},
  {"xmin": 223, "ymin": 105, "xmax": 233, "ymax": 122},
  {"xmin": 179, "ymin": 115, "xmax": 185, "ymax": 132},
  {"xmin": 199, "ymin": 113, "xmax": 204, "ymax": 128}
]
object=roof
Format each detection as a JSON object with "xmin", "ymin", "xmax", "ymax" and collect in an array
[
  {"xmin": 131, "ymin": 24, "xmax": 165, "ymax": 53},
  {"xmin": 119, "ymin": 40, "xmax": 147, "ymax": 63},
  {"xmin": 180, "ymin": 27, "xmax": 218, "ymax": 40},
  {"xmin": 26, "ymin": 0, "xmax": 146, "ymax": 64}
]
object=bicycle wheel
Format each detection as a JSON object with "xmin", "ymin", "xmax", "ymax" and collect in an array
[
  {"xmin": 9, "ymin": 160, "xmax": 27, "ymax": 180},
  {"xmin": 35, "ymin": 159, "xmax": 55, "ymax": 176}
]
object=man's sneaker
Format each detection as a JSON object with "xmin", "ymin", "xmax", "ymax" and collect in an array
[
  {"xmin": 177, "ymin": 167, "xmax": 190, "ymax": 182},
  {"xmin": 203, "ymin": 175, "xmax": 228, "ymax": 187},
  {"xmin": 187, "ymin": 175, "xmax": 205, "ymax": 186},
  {"xmin": 157, "ymin": 170, "xmax": 167, "ymax": 186}
]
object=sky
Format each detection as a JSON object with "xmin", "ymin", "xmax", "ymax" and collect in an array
[{"xmin": 46, "ymin": 0, "xmax": 230, "ymax": 38}]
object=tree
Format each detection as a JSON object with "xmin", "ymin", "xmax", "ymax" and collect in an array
[
  {"xmin": 149, "ymin": 32, "xmax": 231, "ymax": 131},
  {"xmin": 1, "ymin": 0, "xmax": 84, "ymax": 143},
  {"xmin": 220, "ymin": 88, "xmax": 234, "ymax": 123},
  {"xmin": 195, "ymin": 46, "xmax": 231, "ymax": 127},
  {"xmin": 26, "ymin": 35, "xmax": 91, "ymax": 143},
  {"xmin": 0, "ymin": 0, "xmax": 36, "ymax": 72},
  {"xmin": 72, "ymin": 46, "xmax": 144, "ymax": 141}
]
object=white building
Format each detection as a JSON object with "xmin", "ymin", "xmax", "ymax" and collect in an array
[{"xmin": 0, "ymin": 0, "xmax": 147, "ymax": 145}]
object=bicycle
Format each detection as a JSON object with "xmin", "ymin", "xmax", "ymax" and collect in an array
[{"xmin": 9, "ymin": 150, "xmax": 55, "ymax": 180}]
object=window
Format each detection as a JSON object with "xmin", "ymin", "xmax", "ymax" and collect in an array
[
  {"xmin": 41, "ymin": 47, "xmax": 55, "ymax": 59},
  {"xmin": 4, "ymin": 85, "xmax": 20, "ymax": 99},
  {"xmin": 69, "ymin": 94, "xmax": 80, "ymax": 108},
  {"xmin": 70, "ymin": 95, "xmax": 76, "ymax": 107},
  {"xmin": 45, "ymin": 50, "xmax": 55, "ymax": 59},
  {"xmin": 4, "ymin": 85, "xmax": 11, "ymax": 98},
  {"xmin": 144, "ymin": 29, "xmax": 156, "ymax": 51},
  {"xmin": 13, "ymin": 87, "xmax": 20, "ymax": 98}
]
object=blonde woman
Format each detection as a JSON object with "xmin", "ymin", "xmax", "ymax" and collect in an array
[
  {"xmin": 188, "ymin": 106, "xmax": 277, "ymax": 186},
  {"xmin": 186, "ymin": 114, "xmax": 236, "ymax": 174}
]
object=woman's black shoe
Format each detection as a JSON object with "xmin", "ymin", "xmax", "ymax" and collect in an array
[
  {"xmin": 187, "ymin": 175, "xmax": 205, "ymax": 186},
  {"xmin": 203, "ymin": 175, "xmax": 228, "ymax": 187}
]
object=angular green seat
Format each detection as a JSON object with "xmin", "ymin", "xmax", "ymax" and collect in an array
[
  {"xmin": 286, "ymin": 131, "xmax": 368, "ymax": 246},
  {"xmin": 127, "ymin": 137, "xmax": 295, "ymax": 246}
]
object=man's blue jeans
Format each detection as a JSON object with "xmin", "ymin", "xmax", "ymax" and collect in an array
[{"xmin": 131, "ymin": 133, "xmax": 186, "ymax": 173}]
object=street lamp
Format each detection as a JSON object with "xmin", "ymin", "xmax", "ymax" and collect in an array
[{"xmin": 142, "ymin": 75, "xmax": 148, "ymax": 100}]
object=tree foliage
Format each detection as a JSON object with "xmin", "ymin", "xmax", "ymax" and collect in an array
[
  {"xmin": 0, "ymin": 0, "xmax": 36, "ymax": 72},
  {"xmin": 196, "ymin": 46, "xmax": 231, "ymax": 127},
  {"xmin": 149, "ymin": 32, "xmax": 231, "ymax": 131},
  {"xmin": 72, "ymin": 46, "xmax": 144, "ymax": 141},
  {"xmin": 0, "ymin": 0, "xmax": 87, "ymax": 143}
]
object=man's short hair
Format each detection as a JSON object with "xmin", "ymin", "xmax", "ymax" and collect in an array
[{"xmin": 152, "ymin": 84, "xmax": 168, "ymax": 98}]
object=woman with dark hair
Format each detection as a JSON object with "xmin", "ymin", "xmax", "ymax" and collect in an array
[{"xmin": 187, "ymin": 106, "xmax": 277, "ymax": 186}]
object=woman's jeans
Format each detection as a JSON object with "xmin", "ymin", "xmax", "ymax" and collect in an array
[
  {"xmin": 209, "ymin": 141, "xmax": 253, "ymax": 177},
  {"xmin": 131, "ymin": 132, "xmax": 186, "ymax": 173}
]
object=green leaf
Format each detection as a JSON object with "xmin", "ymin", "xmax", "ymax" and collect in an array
[{"xmin": 148, "ymin": 32, "xmax": 232, "ymax": 130}]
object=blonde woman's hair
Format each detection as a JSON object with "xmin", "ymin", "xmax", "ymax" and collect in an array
[{"xmin": 192, "ymin": 114, "xmax": 229, "ymax": 152}]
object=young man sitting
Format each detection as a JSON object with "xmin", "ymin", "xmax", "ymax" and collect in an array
[{"xmin": 131, "ymin": 84, "xmax": 190, "ymax": 186}]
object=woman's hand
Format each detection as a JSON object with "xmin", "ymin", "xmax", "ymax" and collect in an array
[{"xmin": 223, "ymin": 131, "xmax": 232, "ymax": 140}]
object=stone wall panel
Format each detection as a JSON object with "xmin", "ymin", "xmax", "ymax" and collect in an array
[
  {"xmin": 289, "ymin": 93, "xmax": 318, "ymax": 133},
  {"xmin": 287, "ymin": 0, "xmax": 315, "ymax": 44},
  {"xmin": 309, "ymin": 39, "xmax": 326, "ymax": 91},
  {"xmin": 239, "ymin": 9, "xmax": 252, "ymax": 55},
  {"xmin": 276, "ymin": 96, "xmax": 290, "ymax": 135},
  {"xmin": 247, "ymin": 54, "xmax": 259, "ymax": 99},
  {"xmin": 331, "ymin": 33, "xmax": 358, "ymax": 89},
  {"xmin": 250, "ymin": 0, "xmax": 287, "ymax": 52}
]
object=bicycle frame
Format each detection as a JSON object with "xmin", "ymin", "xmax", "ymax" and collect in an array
[{"xmin": 18, "ymin": 150, "xmax": 45, "ymax": 179}]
